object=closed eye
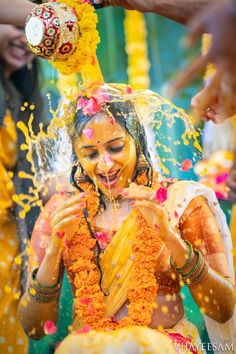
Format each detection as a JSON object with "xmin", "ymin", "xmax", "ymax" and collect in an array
[
  {"xmin": 87, "ymin": 151, "xmax": 98, "ymax": 159},
  {"xmin": 108, "ymin": 145, "xmax": 124, "ymax": 154}
]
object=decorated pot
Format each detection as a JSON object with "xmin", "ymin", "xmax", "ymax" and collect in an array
[{"xmin": 25, "ymin": 2, "xmax": 79, "ymax": 60}]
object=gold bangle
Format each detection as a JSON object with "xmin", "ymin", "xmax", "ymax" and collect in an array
[
  {"xmin": 184, "ymin": 252, "xmax": 208, "ymax": 288},
  {"xmin": 188, "ymin": 261, "xmax": 209, "ymax": 288},
  {"xmin": 30, "ymin": 268, "xmax": 60, "ymax": 295},
  {"xmin": 28, "ymin": 288, "xmax": 59, "ymax": 303}
]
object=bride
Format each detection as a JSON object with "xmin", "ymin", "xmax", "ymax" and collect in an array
[{"xmin": 18, "ymin": 87, "xmax": 235, "ymax": 353}]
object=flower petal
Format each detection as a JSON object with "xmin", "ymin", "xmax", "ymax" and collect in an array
[
  {"xmin": 180, "ymin": 159, "xmax": 193, "ymax": 172},
  {"xmin": 82, "ymin": 128, "xmax": 94, "ymax": 140},
  {"xmin": 44, "ymin": 320, "xmax": 57, "ymax": 335},
  {"xmin": 75, "ymin": 325, "xmax": 91, "ymax": 334},
  {"xmin": 155, "ymin": 187, "xmax": 168, "ymax": 203}
]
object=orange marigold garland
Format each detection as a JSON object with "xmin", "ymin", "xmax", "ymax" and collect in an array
[{"xmin": 67, "ymin": 180, "xmax": 162, "ymax": 330}]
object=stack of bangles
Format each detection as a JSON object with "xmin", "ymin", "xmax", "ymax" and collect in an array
[
  {"xmin": 28, "ymin": 268, "xmax": 61, "ymax": 303},
  {"xmin": 170, "ymin": 240, "xmax": 209, "ymax": 288}
]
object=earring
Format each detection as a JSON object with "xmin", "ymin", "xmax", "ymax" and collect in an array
[
  {"xmin": 76, "ymin": 164, "xmax": 88, "ymax": 184},
  {"xmin": 136, "ymin": 153, "xmax": 149, "ymax": 174},
  {"xmin": 134, "ymin": 153, "xmax": 153, "ymax": 186}
]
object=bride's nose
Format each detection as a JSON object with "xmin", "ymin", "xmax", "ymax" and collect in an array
[{"xmin": 97, "ymin": 152, "xmax": 114, "ymax": 172}]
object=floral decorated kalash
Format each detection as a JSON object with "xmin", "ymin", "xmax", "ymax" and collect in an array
[{"xmin": 21, "ymin": 1, "xmax": 236, "ymax": 354}]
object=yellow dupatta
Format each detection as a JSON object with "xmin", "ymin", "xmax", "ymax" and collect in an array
[{"xmin": 99, "ymin": 209, "xmax": 137, "ymax": 317}]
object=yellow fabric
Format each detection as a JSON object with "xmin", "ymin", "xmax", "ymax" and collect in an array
[
  {"xmin": 56, "ymin": 326, "xmax": 187, "ymax": 354},
  {"xmin": 0, "ymin": 111, "xmax": 17, "ymax": 220},
  {"xmin": 0, "ymin": 215, "xmax": 28, "ymax": 354},
  {"xmin": 0, "ymin": 112, "xmax": 28, "ymax": 353},
  {"xmin": 57, "ymin": 321, "xmax": 203, "ymax": 354},
  {"xmin": 100, "ymin": 209, "xmax": 138, "ymax": 316},
  {"xmin": 169, "ymin": 316, "xmax": 204, "ymax": 354}
]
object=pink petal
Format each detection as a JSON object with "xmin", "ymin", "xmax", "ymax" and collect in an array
[
  {"xmin": 44, "ymin": 320, "xmax": 57, "ymax": 335},
  {"xmin": 103, "ymin": 152, "xmax": 113, "ymax": 169},
  {"xmin": 75, "ymin": 325, "xmax": 91, "ymax": 335},
  {"xmin": 126, "ymin": 86, "xmax": 132, "ymax": 94},
  {"xmin": 77, "ymin": 97, "xmax": 88, "ymax": 109},
  {"xmin": 95, "ymin": 93, "xmax": 109, "ymax": 104},
  {"xmin": 56, "ymin": 231, "xmax": 65, "ymax": 239},
  {"xmin": 215, "ymin": 191, "xmax": 227, "ymax": 200},
  {"xmin": 180, "ymin": 159, "xmax": 193, "ymax": 172},
  {"xmin": 110, "ymin": 116, "xmax": 116, "ymax": 126},
  {"xmin": 82, "ymin": 128, "xmax": 94, "ymax": 140},
  {"xmin": 166, "ymin": 332, "xmax": 198, "ymax": 354},
  {"xmin": 80, "ymin": 297, "xmax": 92, "ymax": 305},
  {"xmin": 215, "ymin": 173, "xmax": 228, "ymax": 184},
  {"xmin": 155, "ymin": 187, "xmax": 168, "ymax": 203},
  {"xmin": 59, "ymin": 189, "xmax": 66, "ymax": 196},
  {"xmin": 174, "ymin": 211, "xmax": 179, "ymax": 218},
  {"xmin": 83, "ymin": 97, "xmax": 102, "ymax": 116},
  {"xmin": 109, "ymin": 316, "xmax": 119, "ymax": 324},
  {"xmin": 94, "ymin": 232, "xmax": 109, "ymax": 243}
]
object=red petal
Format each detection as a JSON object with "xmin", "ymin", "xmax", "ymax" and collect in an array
[
  {"xmin": 56, "ymin": 231, "xmax": 65, "ymax": 239},
  {"xmin": 155, "ymin": 187, "xmax": 168, "ymax": 203},
  {"xmin": 76, "ymin": 325, "xmax": 91, "ymax": 334},
  {"xmin": 44, "ymin": 320, "xmax": 57, "ymax": 335}
]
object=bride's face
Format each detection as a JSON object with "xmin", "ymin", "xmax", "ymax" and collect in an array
[{"xmin": 74, "ymin": 113, "xmax": 137, "ymax": 197}]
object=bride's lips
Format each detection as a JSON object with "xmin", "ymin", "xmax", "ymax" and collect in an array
[{"xmin": 97, "ymin": 169, "xmax": 120, "ymax": 187}]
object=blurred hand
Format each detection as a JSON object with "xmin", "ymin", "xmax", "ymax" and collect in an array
[
  {"xmin": 92, "ymin": 0, "xmax": 156, "ymax": 11},
  {"xmin": 191, "ymin": 75, "xmax": 236, "ymax": 123},
  {"xmin": 171, "ymin": 1, "xmax": 236, "ymax": 120}
]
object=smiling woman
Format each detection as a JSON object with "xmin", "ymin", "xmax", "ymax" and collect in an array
[
  {"xmin": 0, "ymin": 25, "xmax": 34, "ymax": 75},
  {"xmin": 74, "ymin": 116, "xmax": 136, "ymax": 196}
]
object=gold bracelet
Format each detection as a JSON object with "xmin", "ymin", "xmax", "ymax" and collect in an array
[
  {"xmin": 188, "ymin": 260, "xmax": 209, "ymax": 288},
  {"xmin": 28, "ymin": 288, "xmax": 59, "ymax": 303},
  {"xmin": 30, "ymin": 268, "xmax": 61, "ymax": 295},
  {"xmin": 184, "ymin": 252, "xmax": 208, "ymax": 288}
]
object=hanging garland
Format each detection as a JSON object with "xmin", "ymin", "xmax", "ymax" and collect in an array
[
  {"xmin": 66, "ymin": 180, "xmax": 162, "ymax": 330},
  {"xmin": 124, "ymin": 10, "xmax": 150, "ymax": 89}
]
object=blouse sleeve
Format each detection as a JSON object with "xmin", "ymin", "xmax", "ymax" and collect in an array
[{"xmin": 179, "ymin": 196, "xmax": 231, "ymax": 280}]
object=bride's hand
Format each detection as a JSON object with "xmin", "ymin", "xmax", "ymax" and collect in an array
[
  {"xmin": 122, "ymin": 184, "xmax": 190, "ymax": 264},
  {"xmin": 48, "ymin": 192, "xmax": 87, "ymax": 253},
  {"xmin": 121, "ymin": 183, "xmax": 173, "ymax": 241},
  {"xmin": 121, "ymin": 182, "xmax": 156, "ymax": 202},
  {"xmin": 131, "ymin": 199, "xmax": 173, "ymax": 242}
]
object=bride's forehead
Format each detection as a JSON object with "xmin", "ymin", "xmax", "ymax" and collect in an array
[{"xmin": 83, "ymin": 115, "xmax": 126, "ymax": 134}]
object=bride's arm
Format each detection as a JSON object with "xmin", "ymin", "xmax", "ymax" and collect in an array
[
  {"xmin": 179, "ymin": 196, "xmax": 235, "ymax": 323},
  {"xmin": 18, "ymin": 192, "xmax": 86, "ymax": 339},
  {"xmin": 18, "ymin": 195, "xmax": 64, "ymax": 340}
]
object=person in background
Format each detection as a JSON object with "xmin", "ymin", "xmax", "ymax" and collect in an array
[{"xmin": 0, "ymin": 24, "xmax": 44, "ymax": 354}]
